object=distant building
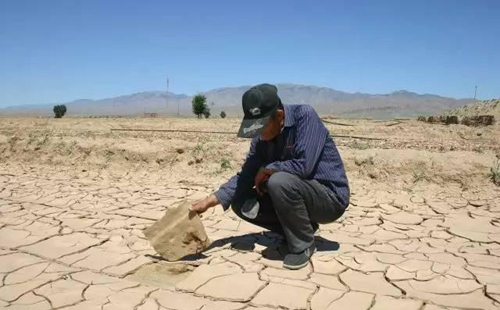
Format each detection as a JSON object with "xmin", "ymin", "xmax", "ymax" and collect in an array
[{"xmin": 144, "ymin": 113, "xmax": 158, "ymax": 118}]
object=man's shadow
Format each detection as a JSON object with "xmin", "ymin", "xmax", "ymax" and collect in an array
[{"xmin": 156, "ymin": 232, "xmax": 340, "ymax": 262}]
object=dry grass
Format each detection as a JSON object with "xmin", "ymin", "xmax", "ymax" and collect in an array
[
  {"xmin": 0, "ymin": 116, "xmax": 498, "ymax": 192},
  {"xmin": 489, "ymin": 159, "xmax": 500, "ymax": 186}
]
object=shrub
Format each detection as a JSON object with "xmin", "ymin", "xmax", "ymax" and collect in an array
[
  {"xmin": 220, "ymin": 157, "xmax": 231, "ymax": 170},
  {"xmin": 192, "ymin": 95, "xmax": 207, "ymax": 118},
  {"xmin": 413, "ymin": 169, "xmax": 426, "ymax": 183},
  {"xmin": 53, "ymin": 105, "xmax": 67, "ymax": 118},
  {"xmin": 220, "ymin": 111, "xmax": 226, "ymax": 118}
]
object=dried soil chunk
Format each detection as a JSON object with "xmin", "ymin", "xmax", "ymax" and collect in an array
[{"xmin": 144, "ymin": 201, "xmax": 211, "ymax": 261}]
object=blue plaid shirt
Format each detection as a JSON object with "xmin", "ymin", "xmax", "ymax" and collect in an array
[{"xmin": 214, "ymin": 104, "xmax": 350, "ymax": 210}]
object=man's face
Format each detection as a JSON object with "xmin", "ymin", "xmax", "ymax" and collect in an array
[{"xmin": 260, "ymin": 109, "xmax": 284, "ymax": 141}]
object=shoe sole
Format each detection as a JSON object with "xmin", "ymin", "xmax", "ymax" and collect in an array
[
  {"xmin": 283, "ymin": 247, "xmax": 317, "ymax": 270},
  {"xmin": 283, "ymin": 260, "xmax": 309, "ymax": 270}
]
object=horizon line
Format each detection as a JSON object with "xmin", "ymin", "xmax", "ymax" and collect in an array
[{"xmin": 1, "ymin": 83, "xmax": 477, "ymax": 109}]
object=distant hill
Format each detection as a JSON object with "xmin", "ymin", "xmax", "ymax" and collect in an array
[
  {"xmin": 0, "ymin": 84, "xmax": 475, "ymax": 119},
  {"xmin": 441, "ymin": 99, "xmax": 500, "ymax": 120}
]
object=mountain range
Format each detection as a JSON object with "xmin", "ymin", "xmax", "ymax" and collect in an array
[{"xmin": 0, "ymin": 84, "xmax": 475, "ymax": 119}]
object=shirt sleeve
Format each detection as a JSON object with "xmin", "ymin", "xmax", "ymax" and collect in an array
[
  {"xmin": 265, "ymin": 106, "xmax": 327, "ymax": 178},
  {"xmin": 214, "ymin": 137, "xmax": 263, "ymax": 210}
]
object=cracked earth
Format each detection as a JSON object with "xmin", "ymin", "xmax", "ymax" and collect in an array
[
  {"xmin": 1, "ymin": 165, "xmax": 499, "ymax": 310},
  {"xmin": 1, "ymin": 118, "xmax": 499, "ymax": 309}
]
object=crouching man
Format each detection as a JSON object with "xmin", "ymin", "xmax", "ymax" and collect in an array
[{"xmin": 191, "ymin": 83, "xmax": 350, "ymax": 270}]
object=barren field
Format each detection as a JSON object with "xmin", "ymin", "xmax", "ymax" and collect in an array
[{"xmin": 0, "ymin": 116, "xmax": 499, "ymax": 310}]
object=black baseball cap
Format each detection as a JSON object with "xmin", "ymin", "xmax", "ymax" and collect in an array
[{"xmin": 237, "ymin": 83, "xmax": 281, "ymax": 138}]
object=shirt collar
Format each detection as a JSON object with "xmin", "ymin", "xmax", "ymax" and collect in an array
[{"xmin": 283, "ymin": 104, "xmax": 295, "ymax": 128}]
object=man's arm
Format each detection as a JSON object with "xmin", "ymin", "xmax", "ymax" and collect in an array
[
  {"xmin": 266, "ymin": 106, "xmax": 327, "ymax": 178},
  {"xmin": 191, "ymin": 137, "xmax": 263, "ymax": 213}
]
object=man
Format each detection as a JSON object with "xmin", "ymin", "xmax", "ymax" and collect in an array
[{"xmin": 191, "ymin": 83, "xmax": 350, "ymax": 270}]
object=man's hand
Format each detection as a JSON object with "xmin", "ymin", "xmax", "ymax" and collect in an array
[
  {"xmin": 255, "ymin": 168, "xmax": 274, "ymax": 196},
  {"xmin": 189, "ymin": 194, "xmax": 219, "ymax": 214}
]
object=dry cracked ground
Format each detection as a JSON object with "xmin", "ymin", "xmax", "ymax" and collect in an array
[{"xmin": 0, "ymin": 117, "xmax": 500, "ymax": 310}]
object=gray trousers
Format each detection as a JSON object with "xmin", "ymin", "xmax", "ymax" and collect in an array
[{"xmin": 231, "ymin": 172, "xmax": 345, "ymax": 253}]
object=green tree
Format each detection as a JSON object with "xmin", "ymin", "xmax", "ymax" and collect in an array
[
  {"xmin": 192, "ymin": 94, "xmax": 207, "ymax": 118},
  {"xmin": 220, "ymin": 111, "xmax": 226, "ymax": 119},
  {"xmin": 53, "ymin": 105, "xmax": 67, "ymax": 118}
]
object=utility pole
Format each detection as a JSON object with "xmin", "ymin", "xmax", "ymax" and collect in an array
[{"xmin": 474, "ymin": 85, "xmax": 477, "ymax": 101}]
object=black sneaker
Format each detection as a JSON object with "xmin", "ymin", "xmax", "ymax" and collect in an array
[
  {"xmin": 277, "ymin": 240, "xmax": 289, "ymax": 257},
  {"xmin": 278, "ymin": 225, "xmax": 318, "ymax": 258},
  {"xmin": 283, "ymin": 243, "xmax": 316, "ymax": 270}
]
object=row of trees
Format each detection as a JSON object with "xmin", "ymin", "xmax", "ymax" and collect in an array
[
  {"xmin": 192, "ymin": 95, "xmax": 226, "ymax": 118},
  {"xmin": 53, "ymin": 96, "xmax": 227, "ymax": 119}
]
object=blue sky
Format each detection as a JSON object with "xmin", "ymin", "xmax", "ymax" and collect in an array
[{"xmin": 0, "ymin": 0, "xmax": 499, "ymax": 107}]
